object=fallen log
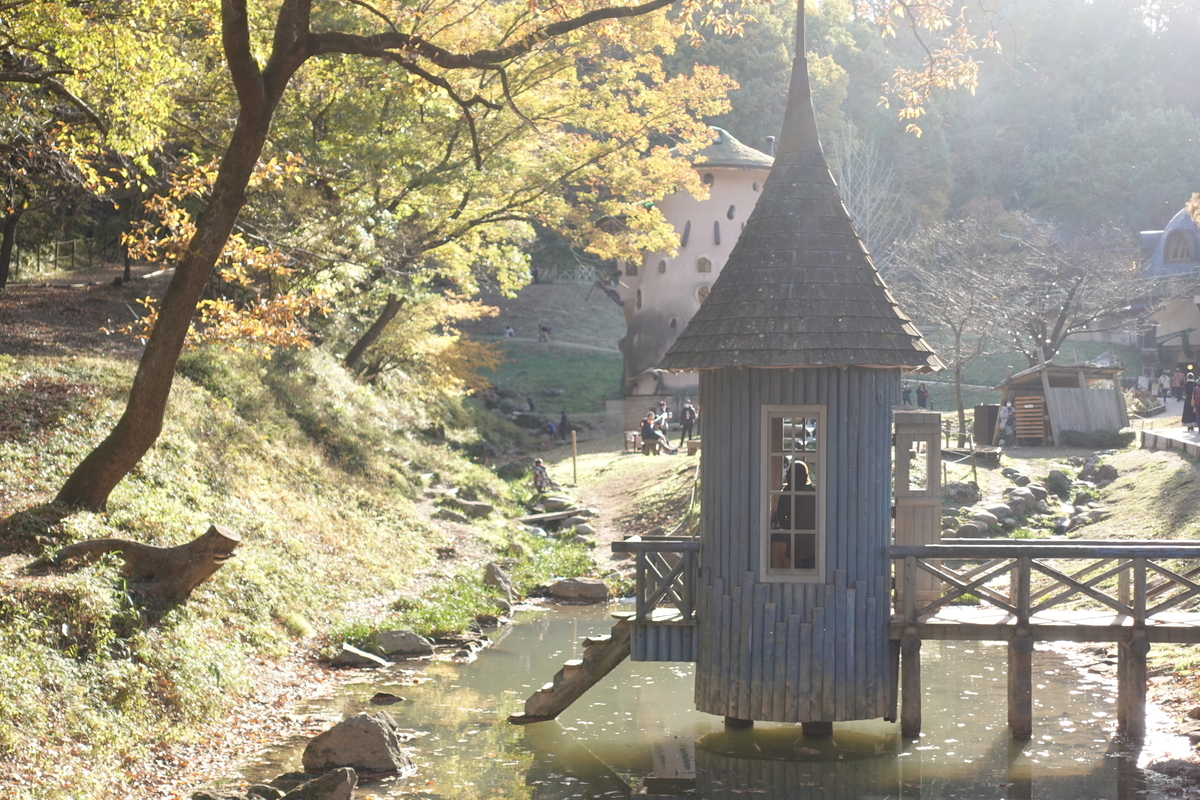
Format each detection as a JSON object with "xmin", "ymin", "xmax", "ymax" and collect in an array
[{"xmin": 45, "ymin": 523, "xmax": 241, "ymax": 602}]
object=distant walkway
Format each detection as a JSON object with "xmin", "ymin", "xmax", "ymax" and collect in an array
[{"xmin": 484, "ymin": 335, "xmax": 619, "ymax": 354}]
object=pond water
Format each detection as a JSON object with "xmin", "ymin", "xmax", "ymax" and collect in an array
[{"xmin": 240, "ymin": 605, "xmax": 1192, "ymax": 799}]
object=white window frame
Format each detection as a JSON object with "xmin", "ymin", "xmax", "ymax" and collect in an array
[{"xmin": 760, "ymin": 404, "xmax": 826, "ymax": 583}]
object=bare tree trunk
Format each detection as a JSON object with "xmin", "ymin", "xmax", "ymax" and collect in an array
[
  {"xmin": 954, "ymin": 364, "xmax": 967, "ymax": 447},
  {"xmin": 344, "ymin": 294, "xmax": 405, "ymax": 373},
  {"xmin": 0, "ymin": 210, "xmax": 23, "ymax": 289},
  {"xmin": 44, "ymin": 524, "xmax": 241, "ymax": 602}
]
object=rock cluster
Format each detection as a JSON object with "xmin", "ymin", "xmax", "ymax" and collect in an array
[
  {"xmin": 945, "ymin": 458, "xmax": 1116, "ymax": 538},
  {"xmin": 193, "ymin": 713, "xmax": 417, "ymax": 800}
]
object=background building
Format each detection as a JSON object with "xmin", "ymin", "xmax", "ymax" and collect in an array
[{"xmin": 613, "ymin": 128, "xmax": 773, "ymax": 429}]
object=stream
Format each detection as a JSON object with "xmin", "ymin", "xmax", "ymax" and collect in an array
[{"xmin": 237, "ymin": 604, "xmax": 1193, "ymax": 799}]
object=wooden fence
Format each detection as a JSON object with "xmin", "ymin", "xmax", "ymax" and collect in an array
[
  {"xmin": 11, "ymin": 237, "xmax": 124, "ymax": 277},
  {"xmin": 892, "ymin": 540, "xmax": 1200, "ymax": 740},
  {"xmin": 611, "ymin": 537, "xmax": 699, "ymax": 662}
]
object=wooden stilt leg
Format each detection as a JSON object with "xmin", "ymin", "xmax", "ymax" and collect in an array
[
  {"xmin": 900, "ymin": 627, "xmax": 921, "ymax": 739},
  {"xmin": 1117, "ymin": 634, "xmax": 1148, "ymax": 742},
  {"xmin": 1008, "ymin": 631, "xmax": 1033, "ymax": 740}
]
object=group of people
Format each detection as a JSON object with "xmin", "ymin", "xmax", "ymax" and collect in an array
[
  {"xmin": 640, "ymin": 398, "xmax": 698, "ymax": 454},
  {"xmin": 900, "ymin": 382, "xmax": 931, "ymax": 409}
]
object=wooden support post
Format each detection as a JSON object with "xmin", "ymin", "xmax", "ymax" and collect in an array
[
  {"xmin": 1008, "ymin": 630, "xmax": 1034, "ymax": 740},
  {"xmin": 1117, "ymin": 634, "xmax": 1149, "ymax": 741},
  {"xmin": 1009, "ymin": 556, "xmax": 1033, "ymax": 739},
  {"xmin": 1037, "ymin": 352, "xmax": 1061, "ymax": 446},
  {"xmin": 571, "ymin": 430, "xmax": 577, "ymax": 485},
  {"xmin": 900, "ymin": 626, "xmax": 921, "ymax": 739},
  {"xmin": 1118, "ymin": 558, "xmax": 1149, "ymax": 741}
]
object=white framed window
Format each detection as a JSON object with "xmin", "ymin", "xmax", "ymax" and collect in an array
[{"xmin": 761, "ymin": 405, "xmax": 825, "ymax": 582}]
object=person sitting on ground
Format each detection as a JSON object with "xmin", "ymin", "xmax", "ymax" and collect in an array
[{"xmin": 532, "ymin": 458, "xmax": 552, "ymax": 493}]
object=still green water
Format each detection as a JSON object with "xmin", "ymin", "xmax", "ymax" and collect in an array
[{"xmin": 241, "ymin": 604, "xmax": 1191, "ymax": 799}]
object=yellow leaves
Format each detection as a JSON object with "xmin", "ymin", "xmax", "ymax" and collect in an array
[
  {"xmin": 116, "ymin": 293, "xmax": 330, "ymax": 353},
  {"xmin": 1187, "ymin": 193, "xmax": 1200, "ymax": 226}
]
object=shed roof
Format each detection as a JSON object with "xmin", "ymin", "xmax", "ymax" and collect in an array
[
  {"xmin": 691, "ymin": 127, "xmax": 774, "ymax": 170},
  {"xmin": 659, "ymin": 13, "xmax": 941, "ymax": 374},
  {"xmin": 995, "ymin": 362, "xmax": 1123, "ymax": 390}
]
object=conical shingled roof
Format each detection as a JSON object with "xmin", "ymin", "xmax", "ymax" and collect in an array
[{"xmin": 659, "ymin": 4, "xmax": 942, "ymax": 374}]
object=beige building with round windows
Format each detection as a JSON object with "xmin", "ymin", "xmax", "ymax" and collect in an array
[{"xmin": 616, "ymin": 128, "xmax": 774, "ymax": 416}]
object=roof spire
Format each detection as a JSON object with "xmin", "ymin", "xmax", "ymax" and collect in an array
[{"xmin": 658, "ymin": 0, "xmax": 942, "ymax": 373}]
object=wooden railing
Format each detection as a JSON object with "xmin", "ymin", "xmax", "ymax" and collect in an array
[
  {"xmin": 611, "ymin": 538, "xmax": 699, "ymax": 622},
  {"xmin": 892, "ymin": 540, "xmax": 1200, "ymax": 639}
]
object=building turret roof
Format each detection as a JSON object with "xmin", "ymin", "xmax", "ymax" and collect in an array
[
  {"xmin": 659, "ymin": 4, "xmax": 942, "ymax": 374},
  {"xmin": 691, "ymin": 127, "xmax": 774, "ymax": 170}
]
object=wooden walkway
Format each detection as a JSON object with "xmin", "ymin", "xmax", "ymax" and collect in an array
[
  {"xmin": 511, "ymin": 537, "xmax": 1200, "ymax": 742},
  {"xmin": 893, "ymin": 540, "xmax": 1200, "ymax": 740},
  {"xmin": 1141, "ymin": 426, "xmax": 1200, "ymax": 457}
]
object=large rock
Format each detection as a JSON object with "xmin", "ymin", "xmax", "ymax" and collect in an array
[
  {"xmin": 1096, "ymin": 464, "xmax": 1119, "ymax": 483},
  {"xmin": 1012, "ymin": 474, "xmax": 1031, "ymax": 487},
  {"xmin": 1027, "ymin": 484, "xmax": 1049, "ymax": 501},
  {"xmin": 302, "ymin": 712, "xmax": 414, "ymax": 774},
  {"xmin": 376, "ymin": 630, "xmax": 434, "ymax": 658},
  {"xmin": 434, "ymin": 507, "xmax": 471, "ymax": 524},
  {"xmin": 574, "ymin": 523, "xmax": 596, "ymax": 536},
  {"xmin": 454, "ymin": 499, "xmax": 495, "ymax": 519},
  {"xmin": 192, "ymin": 791, "xmax": 244, "ymax": 800},
  {"xmin": 330, "ymin": 644, "xmax": 391, "ymax": 669},
  {"xmin": 955, "ymin": 521, "xmax": 985, "ymax": 538},
  {"xmin": 971, "ymin": 510, "xmax": 998, "ymax": 530},
  {"xmin": 943, "ymin": 481, "xmax": 980, "ymax": 504},
  {"xmin": 541, "ymin": 495, "xmax": 574, "ymax": 511},
  {"xmin": 281, "ymin": 768, "xmax": 357, "ymax": 800},
  {"xmin": 1045, "ymin": 470, "xmax": 1072, "ymax": 497},
  {"xmin": 484, "ymin": 561, "xmax": 515, "ymax": 601},
  {"xmin": 558, "ymin": 515, "xmax": 589, "ymax": 529},
  {"xmin": 548, "ymin": 577, "xmax": 609, "ymax": 602},
  {"xmin": 982, "ymin": 502, "xmax": 1013, "ymax": 520}
]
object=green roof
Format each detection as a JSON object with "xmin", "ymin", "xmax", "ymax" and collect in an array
[{"xmin": 690, "ymin": 127, "xmax": 774, "ymax": 169}]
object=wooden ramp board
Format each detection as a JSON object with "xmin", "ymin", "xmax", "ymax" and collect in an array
[{"xmin": 508, "ymin": 619, "xmax": 632, "ymax": 724}]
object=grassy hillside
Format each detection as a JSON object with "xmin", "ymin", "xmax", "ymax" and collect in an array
[
  {"xmin": 463, "ymin": 281, "xmax": 627, "ymax": 348},
  {"xmin": 464, "ymin": 281, "xmax": 628, "ymax": 414},
  {"xmin": 0, "ymin": 344, "xmax": 596, "ymax": 799}
]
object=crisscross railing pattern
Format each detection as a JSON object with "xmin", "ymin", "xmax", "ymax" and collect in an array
[
  {"xmin": 611, "ymin": 538, "xmax": 700, "ymax": 622},
  {"xmin": 893, "ymin": 540, "xmax": 1200, "ymax": 630}
]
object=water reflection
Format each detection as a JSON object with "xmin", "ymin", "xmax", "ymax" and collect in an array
[{"xmin": 238, "ymin": 606, "xmax": 1187, "ymax": 799}]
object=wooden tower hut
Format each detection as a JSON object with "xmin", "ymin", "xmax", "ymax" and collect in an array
[{"xmin": 658, "ymin": 0, "xmax": 942, "ymax": 729}]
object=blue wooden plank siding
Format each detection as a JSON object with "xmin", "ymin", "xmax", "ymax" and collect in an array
[{"xmin": 692, "ymin": 366, "xmax": 898, "ymax": 722}]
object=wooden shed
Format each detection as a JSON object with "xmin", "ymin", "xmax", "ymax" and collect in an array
[
  {"xmin": 658, "ymin": 0, "xmax": 942, "ymax": 729},
  {"xmin": 992, "ymin": 361, "xmax": 1127, "ymax": 446}
]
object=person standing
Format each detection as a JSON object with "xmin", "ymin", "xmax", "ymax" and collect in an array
[
  {"xmin": 679, "ymin": 398, "xmax": 697, "ymax": 446},
  {"xmin": 1183, "ymin": 373, "xmax": 1197, "ymax": 431},
  {"xmin": 1174, "ymin": 368, "xmax": 1186, "ymax": 401},
  {"xmin": 1159, "ymin": 371, "xmax": 1172, "ymax": 403},
  {"xmin": 901, "ymin": 383, "xmax": 913, "ymax": 405},
  {"xmin": 916, "ymin": 383, "xmax": 929, "ymax": 409},
  {"xmin": 559, "ymin": 410, "xmax": 571, "ymax": 442},
  {"xmin": 998, "ymin": 399, "xmax": 1016, "ymax": 447}
]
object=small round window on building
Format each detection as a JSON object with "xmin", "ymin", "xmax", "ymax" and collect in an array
[
  {"xmin": 752, "ymin": 182, "xmax": 759, "ymax": 192},
  {"xmin": 697, "ymin": 285, "xmax": 711, "ymax": 304},
  {"xmin": 626, "ymin": 262, "xmax": 639, "ymax": 277},
  {"xmin": 697, "ymin": 257, "xmax": 712, "ymax": 273},
  {"xmin": 658, "ymin": 259, "xmax": 667, "ymax": 273},
  {"xmin": 727, "ymin": 205, "xmax": 736, "ymax": 220},
  {"xmin": 702, "ymin": 173, "xmax": 714, "ymax": 185},
  {"xmin": 636, "ymin": 288, "xmax": 643, "ymax": 309},
  {"xmin": 670, "ymin": 317, "xmax": 678, "ymax": 329}
]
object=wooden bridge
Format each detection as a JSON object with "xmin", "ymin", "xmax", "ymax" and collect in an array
[{"xmin": 512, "ymin": 537, "xmax": 1200, "ymax": 741}]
